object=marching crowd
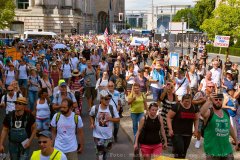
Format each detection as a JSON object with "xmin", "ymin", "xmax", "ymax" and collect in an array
[{"xmin": 0, "ymin": 34, "xmax": 239, "ymax": 160}]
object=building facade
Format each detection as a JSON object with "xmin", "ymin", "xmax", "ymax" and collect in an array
[{"xmin": 12, "ymin": 0, "xmax": 125, "ymax": 35}]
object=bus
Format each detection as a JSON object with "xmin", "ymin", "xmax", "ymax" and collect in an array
[
  {"xmin": 24, "ymin": 31, "xmax": 57, "ymax": 41},
  {"xmin": 0, "ymin": 30, "xmax": 19, "ymax": 46}
]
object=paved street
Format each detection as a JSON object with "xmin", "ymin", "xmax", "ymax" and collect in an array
[{"xmin": 0, "ymin": 98, "xmax": 133, "ymax": 160}]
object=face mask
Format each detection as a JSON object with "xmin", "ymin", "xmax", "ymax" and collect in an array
[{"xmin": 212, "ymin": 103, "xmax": 222, "ymax": 110}]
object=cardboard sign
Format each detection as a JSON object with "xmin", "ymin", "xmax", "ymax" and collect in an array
[
  {"xmin": 130, "ymin": 37, "xmax": 150, "ymax": 46},
  {"xmin": 5, "ymin": 47, "xmax": 22, "ymax": 60},
  {"xmin": 214, "ymin": 35, "xmax": 230, "ymax": 48}
]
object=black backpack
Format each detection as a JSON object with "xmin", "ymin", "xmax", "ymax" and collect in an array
[{"xmin": 4, "ymin": 91, "xmax": 20, "ymax": 105}]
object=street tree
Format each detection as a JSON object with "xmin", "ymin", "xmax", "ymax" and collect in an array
[
  {"xmin": 0, "ymin": 0, "xmax": 15, "ymax": 29},
  {"xmin": 193, "ymin": 0, "xmax": 215, "ymax": 30},
  {"xmin": 172, "ymin": 8, "xmax": 198, "ymax": 30},
  {"xmin": 201, "ymin": 0, "xmax": 240, "ymax": 40}
]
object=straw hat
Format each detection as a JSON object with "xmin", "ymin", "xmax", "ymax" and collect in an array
[
  {"xmin": 72, "ymin": 69, "xmax": 81, "ymax": 76},
  {"xmin": 16, "ymin": 97, "xmax": 28, "ymax": 105}
]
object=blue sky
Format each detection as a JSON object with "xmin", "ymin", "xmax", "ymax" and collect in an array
[{"xmin": 125, "ymin": 0, "xmax": 195, "ymax": 10}]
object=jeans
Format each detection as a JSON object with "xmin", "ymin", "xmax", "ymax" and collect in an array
[
  {"xmin": 36, "ymin": 118, "xmax": 50, "ymax": 131},
  {"xmin": 151, "ymin": 87, "xmax": 163, "ymax": 102},
  {"xmin": 9, "ymin": 141, "xmax": 30, "ymax": 160},
  {"xmin": 172, "ymin": 134, "xmax": 192, "ymax": 158},
  {"xmin": 113, "ymin": 123, "xmax": 119, "ymax": 138},
  {"xmin": 28, "ymin": 90, "xmax": 38, "ymax": 111},
  {"xmin": 131, "ymin": 112, "xmax": 144, "ymax": 137}
]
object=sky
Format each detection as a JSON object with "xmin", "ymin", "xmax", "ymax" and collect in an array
[{"xmin": 125, "ymin": 0, "xmax": 195, "ymax": 11}]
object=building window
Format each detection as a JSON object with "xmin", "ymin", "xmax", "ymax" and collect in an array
[{"xmin": 17, "ymin": 0, "xmax": 29, "ymax": 9}]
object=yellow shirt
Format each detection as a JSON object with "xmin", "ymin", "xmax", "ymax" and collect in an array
[{"xmin": 128, "ymin": 93, "xmax": 145, "ymax": 113}]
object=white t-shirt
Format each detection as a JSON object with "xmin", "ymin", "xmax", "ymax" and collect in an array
[
  {"xmin": 175, "ymin": 77, "xmax": 189, "ymax": 97},
  {"xmin": 18, "ymin": 65, "xmax": 28, "ymax": 79},
  {"xmin": 61, "ymin": 64, "xmax": 73, "ymax": 78},
  {"xmin": 51, "ymin": 112, "xmax": 83, "ymax": 153},
  {"xmin": 39, "ymin": 151, "xmax": 67, "ymax": 160},
  {"xmin": 126, "ymin": 71, "xmax": 136, "ymax": 84},
  {"xmin": 1, "ymin": 92, "xmax": 23, "ymax": 114},
  {"xmin": 188, "ymin": 72, "xmax": 198, "ymax": 88},
  {"xmin": 5, "ymin": 70, "xmax": 15, "ymax": 85},
  {"xmin": 89, "ymin": 105, "xmax": 119, "ymax": 139},
  {"xmin": 210, "ymin": 68, "xmax": 222, "ymax": 87},
  {"xmin": 70, "ymin": 57, "xmax": 79, "ymax": 70},
  {"xmin": 109, "ymin": 90, "xmax": 120, "ymax": 109},
  {"xmin": 99, "ymin": 62, "xmax": 108, "ymax": 72}
]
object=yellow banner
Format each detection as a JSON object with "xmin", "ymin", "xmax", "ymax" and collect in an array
[{"xmin": 6, "ymin": 47, "xmax": 22, "ymax": 61}]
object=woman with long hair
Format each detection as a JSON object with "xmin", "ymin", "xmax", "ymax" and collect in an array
[
  {"xmin": 50, "ymin": 63, "xmax": 61, "ymax": 87},
  {"xmin": 126, "ymin": 63, "xmax": 137, "ymax": 95},
  {"xmin": 33, "ymin": 88, "xmax": 50, "ymax": 132},
  {"xmin": 159, "ymin": 82, "xmax": 177, "ymax": 146},
  {"xmin": 134, "ymin": 103, "xmax": 167, "ymax": 160},
  {"xmin": 128, "ymin": 83, "xmax": 147, "ymax": 136}
]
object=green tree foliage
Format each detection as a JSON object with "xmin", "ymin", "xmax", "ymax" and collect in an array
[
  {"xmin": 0, "ymin": 0, "xmax": 15, "ymax": 29},
  {"xmin": 172, "ymin": 8, "xmax": 198, "ymax": 30},
  {"xmin": 201, "ymin": 0, "xmax": 240, "ymax": 40},
  {"xmin": 193, "ymin": 0, "xmax": 215, "ymax": 30}
]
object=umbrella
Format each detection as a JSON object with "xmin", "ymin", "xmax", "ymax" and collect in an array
[{"xmin": 53, "ymin": 43, "xmax": 67, "ymax": 49}]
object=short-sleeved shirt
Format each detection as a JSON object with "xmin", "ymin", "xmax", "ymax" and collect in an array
[
  {"xmin": 171, "ymin": 104, "xmax": 199, "ymax": 135},
  {"xmin": 89, "ymin": 105, "xmax": 119, "ymax": 139},
  {"xmin": 51, "ymin": 112, "xmax": 83, "ymax": 153},
  {"xmin": 3, "ymin": 111, "xmax": 35, "ymax": 138},
  {"xmin": 1, "ymin": 92, "xmax": 23, "ymax": 114},
  {"xmin": 61, "ymin": 63, "xmax": 73, "ymax": 79},
  {"xmin": 52, "ymin": 92, "xmax": 77, "ymax": 105}
]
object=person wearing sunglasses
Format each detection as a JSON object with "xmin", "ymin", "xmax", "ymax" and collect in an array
[
  {"xmin": 201, "ymin": 93, "xmax": 239, "ymax": 160},
  {"xmin": 89, "ymin": 90, "xmax": 120, "ymax": 160},
  {"xmin": 0, "ymin": 85, "xmax": 23, "ymax": 114},
  {"xmin": 0, "ymin": 97, "xmax": 36, "ymax": 160},
  {"xmin": 31, "ymin": 130, "xmax": 67, "ymax": 160}
]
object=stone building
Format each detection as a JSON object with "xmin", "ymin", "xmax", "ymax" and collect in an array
[{"xmin": 12, "ymin": 0, "xmax": 125, "ymax": 35}]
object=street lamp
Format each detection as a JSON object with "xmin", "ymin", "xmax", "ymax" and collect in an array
[
  {"xmin": 187, "ymin": 13, "xmax": 191, "ymax": 55},
  {"xmin": 181, "ymin": 17, "xmax": 185, "ymax": 55}
]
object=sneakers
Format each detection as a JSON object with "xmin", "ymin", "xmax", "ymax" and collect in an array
[{"xmin": 195, "ymin": 140, "xmax": 201, "ymax": 149}]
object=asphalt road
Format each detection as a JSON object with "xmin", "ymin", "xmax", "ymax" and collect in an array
[{"xmin": 0, "ymin": 98, "xmax": 133, "ymax": 160}]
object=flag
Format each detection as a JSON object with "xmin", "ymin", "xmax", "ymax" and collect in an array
[{"xmin": 104, "ymin": 27, "xmax": 111, "ymax": 46}]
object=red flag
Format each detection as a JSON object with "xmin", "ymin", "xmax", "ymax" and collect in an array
[{"xmin": 104, "ymin": 28, "xmax": 111, "ymax": 46}]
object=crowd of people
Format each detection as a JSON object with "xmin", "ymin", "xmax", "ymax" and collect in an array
[{"xmin": 0, "ymin": 34, "xmax": 239, "ymax": 160}]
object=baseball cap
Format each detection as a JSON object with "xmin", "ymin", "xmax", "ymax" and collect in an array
[
  {"xmin": 99, "ymin": 90, "xmax": 112, "ymax": 98},
  {"xmin": 37, "ymin": 130, "xmax": 52, "ymax": 139},
  {"xmin": 131, "ymin": 57, "xmax": 137, "ymax": 61},
  {"xmin": 226, "ymin": 70, "xmax": 232, "ymax": 75},
  {"xmin": 58, "ymin": 79, "xmax": 66, "ymax": 86}
]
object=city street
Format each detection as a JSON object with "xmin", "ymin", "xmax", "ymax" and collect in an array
[{"xmin": 0, "ymin": 98, "xmax": 133, "ymax": 160}]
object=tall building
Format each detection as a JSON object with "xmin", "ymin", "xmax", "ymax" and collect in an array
[{"xmin": 12, "ymin": 0, "xmax": 125, "ymax": 35}]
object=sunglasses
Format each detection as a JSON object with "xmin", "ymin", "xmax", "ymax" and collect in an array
[
  {"xmin": 102, "ymin": 97, "xmax": 111, "ymax": 101},
  {"xmin": 38, "ymin": 141, "xmax": 47, "ymax": 144},
  {"xmin": 214, "ymin": 98, "xmax": 223, "ymax": 101},
  {"xmin": 8, "ymin": 90, "xmax": 13, "ymax": 92},
  {"xmin": 15, "ymin": 102, "xmax": 27, "ymax": 105},
  {"xmin": 108, "ymin": 85, "xmax": 114, "ymax": 87}
]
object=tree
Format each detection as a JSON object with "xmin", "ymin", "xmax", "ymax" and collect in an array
[
  {"xmin": 193, "ymin": 0, "xmax": 215, "ymax": 30},
  {"xmin": 172, "ymin": 8, "xmax": 198, "ymax": 30},
  {"xmin": 200, "ymin": 0, "xmax": 240, "ymax": 40},
  {"xmin": 0, "ymin": 0, "xmax": 15, "ymax": 29}
]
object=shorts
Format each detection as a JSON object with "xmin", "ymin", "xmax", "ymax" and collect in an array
[
  {"xmin": 85, "ymin": 87, "xmax": 97, "ymax": 99},
  {"xmin": 18, "ymin": 79, "xmax": 28, "ymax": 88},
  {"xmin": 36, "ymin": 118, "xmax": 50, "ymax": 130},
  {"xmin": 140, "ymin": 143, "xmax": 162, "ymax": 157}
]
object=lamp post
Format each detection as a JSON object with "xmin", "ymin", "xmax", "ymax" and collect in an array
[
  {"xmin": 187, "ymin": 13, "xmax": 191, "ymax": 55},
  {"xmin": 181, "ymin": 17, "xmax": 185, "ymax": 55}
]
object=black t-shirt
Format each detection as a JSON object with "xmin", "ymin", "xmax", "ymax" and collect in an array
[
  {"xmin": 171, "ymin": 104, "xmax": 199, "ymax": 135},
  {"xmin": 224, "ymin": 61, "xmax": 232, "ymax": 71},
  {"xmin": 232, "ymin": 68, "xmax": 239, "ymax": 81},
  {"xmin": 3, "ymin": 110, "xmax": 35, "ymax": 138},
  {"xmin": 82, "ymin": 49, "xmax": 91, "ymax": 60}
]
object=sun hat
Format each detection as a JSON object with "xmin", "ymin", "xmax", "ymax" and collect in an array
[{"xmin": 72, "ymin": 69, "xmax": 81, "ymax": 76}]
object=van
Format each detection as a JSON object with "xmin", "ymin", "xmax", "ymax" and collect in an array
[{"xmin": 24, "ymin": 31, "xmax": 57, "ymax": 40}]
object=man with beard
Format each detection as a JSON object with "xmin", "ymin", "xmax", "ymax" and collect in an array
[
  {"xmin": 200, "ymin": 93, "xmax": 239, "ymax": 160},
  {"xmin": 51, "ymin": 98, "xmax": 84, "ymax": 160}
]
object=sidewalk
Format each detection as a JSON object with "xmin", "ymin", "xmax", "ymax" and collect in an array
[{"xmin": 120, "ymin": 95, "xmax": 240, "ymax": 159}]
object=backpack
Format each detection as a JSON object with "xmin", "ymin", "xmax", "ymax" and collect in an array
[
  {"xmin": 55, "ymin": 92, "xmax": 73, "ymax": 104},
  {"xmin": 55, "ymin": 112, "xmax": 78, "ymax": 133},
  {"xmin": 4, "ymin": 91, "xmax": 20, "ymax": 105},
  {"xmin": 92, "ymin": 104, "xmax": 115, "ymax": 119},
  {"xmin": 201, "ymin": 108, "xmax": 230, "ymax": 138},
  {"xmin": 18, "ymin": 65, "xmax": 29, "ymax": 76},
  {"xmin": 62, "ymin": 63, "xmax": 73, "ymax": 71}
]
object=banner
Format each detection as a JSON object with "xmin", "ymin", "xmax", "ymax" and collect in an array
[
  {"xmin": 169, "ymin": 52, "xmax": 179, "ymax": 67},
  {"xmin": 214, "ymin": 35, "xmax": 230, "ymax": 48},
  {"xmin": 130, "ymin": 37, "xmax": 150, "ymax": 46},
  {"xmin": 5, "ymin": 47, "xmax": 22, "ymax": 61}
]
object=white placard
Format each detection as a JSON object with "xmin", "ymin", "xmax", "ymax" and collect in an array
[
  {"xmin": 130, "ymin": 37, "xmax": 150, "ymax": 46},
  {"xmin": 214, "ymin": 35, "xmax": 230, "ymax": 48},
  {"xmin": 169, "ymin": 52, "xmax": 179, "ymax": 67}
]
